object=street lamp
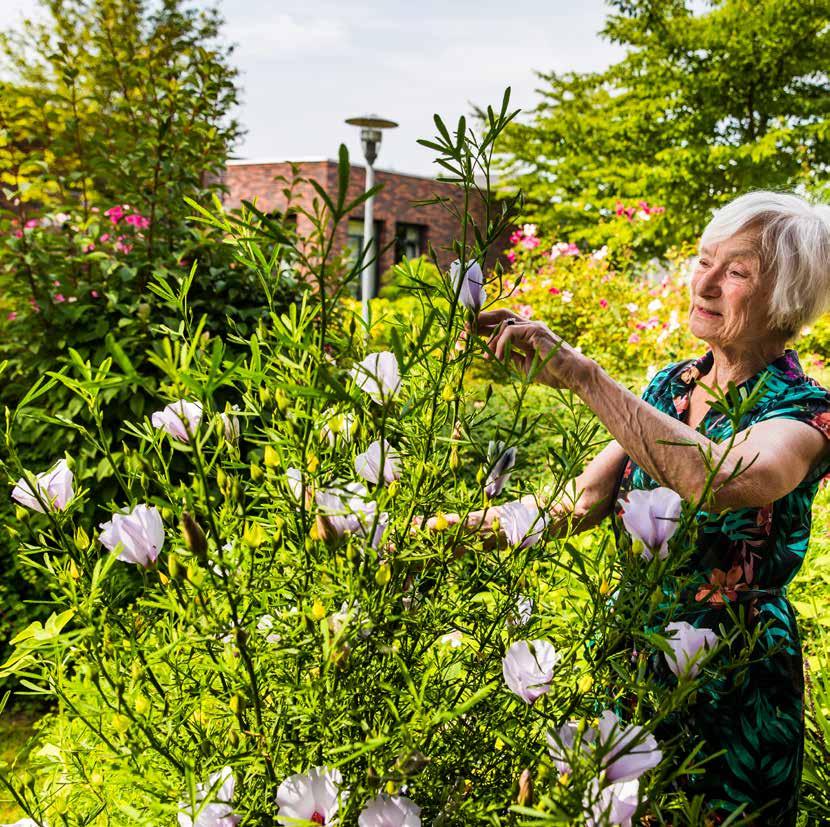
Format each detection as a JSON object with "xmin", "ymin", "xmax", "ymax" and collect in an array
[{"xmin": 345, "ymin": 113, "xmax": 398, "ymax": 325}]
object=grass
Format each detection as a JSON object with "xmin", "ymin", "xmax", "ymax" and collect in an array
[{"xmin": 0, "ymin": 705, "xmax": 41, "ymax": 820}]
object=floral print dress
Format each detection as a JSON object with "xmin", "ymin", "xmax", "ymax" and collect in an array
[{"xmin": 614, "ymin": 349, "xmax": 830, "ymax": 825}]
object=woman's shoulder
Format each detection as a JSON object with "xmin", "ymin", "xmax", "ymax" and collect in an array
[
  {"xmin": 640, "ymin": 357, "xmax": 698, "ymax": 404},
  {"xmin": 761, "ymin": 350, "xmax": 830, "ymax": 406}
]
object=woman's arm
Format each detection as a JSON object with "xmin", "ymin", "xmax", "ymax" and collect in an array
[
  {"xmin": 422, "ymin": 440, "xmax": 627, "ymax": 542},
  {"xmin": 481, "ymin": 311, "xmax": 830, "ymax": 511}
]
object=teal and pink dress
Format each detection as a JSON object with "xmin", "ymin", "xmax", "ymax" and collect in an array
[{"xmin": 614, "ymin": 349, "xmax": 830, "ymax": 824}]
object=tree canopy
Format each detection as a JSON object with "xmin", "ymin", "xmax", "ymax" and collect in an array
[{"xmin": 496, "ymin": 0, "xmax": 830, "ymax": 251}]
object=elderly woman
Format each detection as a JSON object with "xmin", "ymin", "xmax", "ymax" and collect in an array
[{"xmin": 449, "ymin": 191, "xmax": 830, "ymax": 823}]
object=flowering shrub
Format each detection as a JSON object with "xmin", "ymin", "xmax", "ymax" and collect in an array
[{"xmin": 0, "ymin": 102, "xmax": 777, "ymax": 826}]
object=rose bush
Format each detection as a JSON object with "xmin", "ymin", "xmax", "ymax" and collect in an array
[{"xmin": 0, "ymin": 98, "xmax": 787, "ymax": 825}]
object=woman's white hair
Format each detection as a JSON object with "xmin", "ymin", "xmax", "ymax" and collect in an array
[{"xmin": 700, "ymin": 191, "xmax": 830, "ymax": 336}]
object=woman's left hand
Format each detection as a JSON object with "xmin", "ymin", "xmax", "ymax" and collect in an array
[{"xmin": 474, "ymin": 309, "xmax": 590, "ymax": 390}]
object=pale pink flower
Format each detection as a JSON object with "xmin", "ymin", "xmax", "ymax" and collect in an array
[
  {"xmin": 599, "ymin": 299, "xmax": 608, "ymax": 309},
  {"xmin": 151, "ymin": 399, "xmax": 203, "ymax": 442},
  {"xmin": 351, "ymin": 352, "xmax": 401, "ymax": 404},
  {"xmin": 618, "ymin": 487, "xmax": 682, "ymax": 560},
  {"xmin": 502, "ymin": 639, "xmax": 559, "ymax": 704},
  {"xmin": 484, "ymin": 441, "xmax": 516, "ymax": 498},
  {"xmin": 315, "ymin": 483, "xmax": 387, "ymax": 548},
  {"xmin": 561, "ymin": 291, "xmax": 573, "ymax": 303},
  {"xmin": 506, "ymin": 250, "xmax": 516, "ymax": 264},
  {"xmin": 114, "ymin": 236, "xmax": 132, "ymax": 254},
  {"xmin": 53, "ymin": 294, "xmax": 66, "ymax": 303},
  {"xmin": 286, "ymin": 468, "xmax": 304, "ymax": 502},
  {"xmin": 598, "ymin": 710, "xmax": 663, "ymax": 783},
  {"xmin": 178, "ymin": 765, "xmax": 240, "ymax": 827},
  {"xmin": 276, "ymin": 766, "xmax": 343, "ymax": 825},
  {"xmin": 84, "ymin": 243, "xmax": 95, "ymax": 253},
  {"xmin": 355, "ymin": 439, "xmax": 400, "ymax": 485},
  {"xmin": 6, "ymin": 311, "xmax": 17, "ymax": 321},
  {"xmin": 584, "ymin": 777, "xmax": 639, "ymax": 827},
  {"xmin": 516, "ymin": 304, "xmax": 534, "ymax": 319},
  {"xmin": 219, "ymin": 407, "xmax": 240, "ymax": 441},
  {"xmin": 100, "ymin": 233, "xmax": 111, "ymax": 243},
  {"xmin": 664, "ymin": 621, "xmax": 718, "ymax": 679},
  {"xmin": 359, "ymin": 793, "xmax": 421, "ymax": 827},
  {"xmin": 24, "ymin": 219, "xmax": 38, "ymax": 229},
  {"xmin": 12, "ymin": 459, "xmax": 74, "ymax": 513},
  {"xmin": 499, "ymin": 501, "xmax": 547, "ymax": 549},
  {"xmin": 91, "ymin": 290, "xmax": 101, "ymax": 298},
  {"xmin": 99, "ymin": 503, "xmax": 165, "ymax": 567},
  {"xmin": 450, "ymin": 259, "xmax": 486, "ymax": 313},
  {"xmin": 546, "ymin": 720, "xmax": 596, "ymax": 775},
  {"xmin": 627, "ymin": 333, "xmax": 640, "ymax": 344}
]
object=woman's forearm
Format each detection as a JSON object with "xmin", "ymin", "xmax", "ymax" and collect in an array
[{"xmin": 572, "ymin": 358, "xmax": 730, "ymax": 505}]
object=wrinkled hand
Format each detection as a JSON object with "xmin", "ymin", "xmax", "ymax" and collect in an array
[
  {"xmin": 410, "ymin": 507, "xmax": 503, "ymax": 552},
  {"xmin": 472, "ymin": 308, "xmax": 590, "ymax": 391}
]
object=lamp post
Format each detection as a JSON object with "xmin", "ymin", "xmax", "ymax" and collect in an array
[{"xmin": 345, "ymin": 114, "xmax": 398, "ymax": 325}]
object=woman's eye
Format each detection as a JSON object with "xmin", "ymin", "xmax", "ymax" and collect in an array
[
  {"xmin": 698, "ymin": 259, "xmax": 710, "ymax": 268},
  {"xmin": 729, "ymin": 270, "xmax": 747, "ymax": 278}
]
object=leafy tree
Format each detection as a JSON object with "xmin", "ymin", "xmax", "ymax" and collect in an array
[
  {"xmin": 496, "ymin": 0, "xmax": 830, "ymax": 251},
  {"xmin": 0, "ymin": 0, "xmax": 300, "ymax": 661}
]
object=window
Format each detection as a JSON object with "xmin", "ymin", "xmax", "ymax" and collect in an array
[
  {"xmin": 396, "ymin": 223, "xmax": 425, "ymax": 262},
  {"xmin": 345, "ymin": 218, "xmax": 383, "ymax": 297}
]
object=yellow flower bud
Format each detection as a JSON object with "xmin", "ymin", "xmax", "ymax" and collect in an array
[
  {"xmin": 90, "ymin": 771, "xmax": 104, "ymax": 787},
  {"xmin": 216, "ymin": 467, "xmax": 228, "ymax": 491},
  {"xmin": 387, "ymin": 479, "xmax": 399, "ymax": 497},
  {"xmin": 14, "ymin": 505, "xmax": 28, "ymax": 522},
  {"xmin": 264, "ymin": 446, "xmax": 280, "ymax": 468},
  {"xmin": 74, "ymin": 525, "xmax": 90, "ymax": 551},
  {"xmin": 631, "ymin": 538, "xmax": 645, "ymax": 557},
  {"xmin": 434, "ymin": 512, "xmax": 449, "ymax": 531},
  {"xmin": 578, "ymin": 674, "xmax": 594, "ymax": 694},
  {"xmin": 111, "ymin": 713, "xmax": 131, "ymax": 736},
  {"xmin": 275, "ymin": 390, "xmax": 289, "ymax": 413},
  {"xmin": 441, "ymin": 384, "xmax": 455, "ymax": 402},
  {"xmin": 68, "ymin": 559, "xmax": 80, "ymax": 580},
  {"xmin": 259, "ymin": 386, "xmax": 271, "ymax": 406},
  {"xmin": 135, "ymin": 694, "xmax": 150, "ymax": 716},
  {"xmin": 311, "ymin": 599, "xmax": 327, "ymax": 621},
  {"xmin": 307, "ymin": 453, "xmax": 319, "ymax": 474},
  {"xmin": 495, "ymin": 736, "xmax": 505, "ymax": 751},
  {"xmin": 243, "ymin": 521, "xmax": 267, "ymax": 548},
  {"xmin": 250, "ymin": 462, "xmax": 264, "ymax": 482},
  {"xmin": 385, "ymin": 780, "xmax": 398, "ymax": 795},
  {"xmin": 558, "ymin": 771, "xmax": 571, "ymax": 786},
  {"xmin": 490, "ymin": 516, "xmax": 500, "ymax": 533},
  {"xmin": 449, "ymin": 445, "xmax": 460, "ymax": 471},
  {"xmin": 476, "ymin": 467, "xmax": 485, "ymax": 484},
  {"xmin": 599, "ymin": 579, "xmax": 612, "ymax": 596},
  {"xmin": 375, "ymin": 562, "xmax": 392, "ymax": 586}
]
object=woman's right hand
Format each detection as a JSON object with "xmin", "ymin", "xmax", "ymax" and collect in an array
[{"xmin": 411, "ymin": 506, "xmax": 504, "ymax": 551}]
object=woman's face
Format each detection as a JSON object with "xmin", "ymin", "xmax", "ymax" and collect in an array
[{"xmin": 688, "ymin": 231, "xmax": 774, "ymax": 352}]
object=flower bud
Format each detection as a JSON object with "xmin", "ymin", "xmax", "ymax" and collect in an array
[
  {"xmin": 517, "ymin": 768, "xmax": 533, "ymax": 807},
  {"xmin": 259, "ymin": 386, "xmax": 271, "ymax": 406},
  {"xmin": 274, "ymin": 390, "xmax": 289, "ymax": 413},
  {"xmin": 307, "ymin": 453, "xmax": 319, "ymax": 474},
  {"xmin": 135, "ymin": 694, "xmax": 150, "ymax": 716},
  {"xmin": 599, "ymin": 579, "xmax": 612, "ymax": 596},
  {"xmin": 375, "ymin": 562, "xmax": 392, "ymax": 586},
  {"xmin": 250, "ymin": 462, "xmax": 264, "ymax": 482},
  {"xmin": 74, "ymin": 525, "xmax": 90, "ymax": 551},
  {"xmin": 385, "ymin": 780, "xmax": 398, "ymax": 795},
  {"xmin": 243, "ymin": 521, "xmax": 267, "ymax": 548},
  {"xmin": 311, "ymin": 599, "xmax": 327, "ymax": 621},
  {"xmin": 229, "ymin": 693, "xmax": 245, "ymax": 715},
  {"xmin": 386, "ymin": 479, "xmax": 399, "ymax": 497},
  {"xmin": 168, "ymin": 552, "xmax": 182, "ymax": 581},
  {"xmin": 216, "ymin": 467, "xmax": 228, "ymax": 492},
  {"xmin": 186, "ymin": 563, "xmax": 205, "ymax": 588},
  {"xmin": 434, "ymin": 513, "xmax": 449, "ymax": 531},
  {"xmin": 578, "ymin": 674, "xmax": 594, "ymax": 694},
  {"xmin": 68, "ymin": 559, "xmax": 80, "ymax": 580},
  {"xmin": 161, "ymin": 507, "xmax": 174, "ymax": 523},
  {"xmin": 449, "ymin": 446, "xmax": 460, "ymax": 471},
  {"xmin": 264, "ymin": 446, "xmax": 280, "ymax": 468},
  {"xmin": 14, "ymin": 505, "xmax": 28, "ymax": 522},
  {"xmin": 476, "ymin": 467, "xmax": 485, "ymax": 484},
  {"xmin": 181, "ymin": 511, "xmax": 208, "ymax": 563},
  {"xmin": 112, "ymin": 713, "xmax": 131, "ymax": 736},
  {"xmin": 441, "ymin": 384, "xmax": 455, "ymax": 403}
]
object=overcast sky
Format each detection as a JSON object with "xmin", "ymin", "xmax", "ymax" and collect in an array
[{"xmin": 0, "ymin": 0, "xmax": 626, "ymax": 177}]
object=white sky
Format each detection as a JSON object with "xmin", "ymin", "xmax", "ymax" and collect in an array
[{"xmin": 0, "ymin": 0, "xmax": 626, "ymax": 177}]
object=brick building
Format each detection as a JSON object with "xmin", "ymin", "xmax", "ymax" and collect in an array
[{"xmin": 221, "ymin": 158, "xmax": 505, "ymax": 295}]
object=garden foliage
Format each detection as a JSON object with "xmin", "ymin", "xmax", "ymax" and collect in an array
[{"xmin": 0, "ymin": 0, "xmax": 303, "ymax": 656}]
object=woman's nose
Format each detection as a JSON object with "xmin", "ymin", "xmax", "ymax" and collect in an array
[{"xmin": 696, "ymin": 265, "xmax": 723, "ymax": 296}]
